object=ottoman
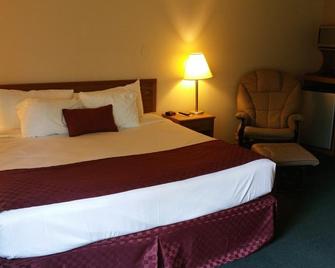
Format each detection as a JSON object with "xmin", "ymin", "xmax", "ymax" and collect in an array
[
  {"xmin": 251, "ymin": 143, "xmax": 319, "ymax": 189},
  {"xmin": 251, "ymin": 143, "xmax": 319, "ymax": 167}
]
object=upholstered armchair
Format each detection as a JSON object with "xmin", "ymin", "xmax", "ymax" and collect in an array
[{"xmin": 236, "ymin": 70, "xmax": 303, "ymax": 147}]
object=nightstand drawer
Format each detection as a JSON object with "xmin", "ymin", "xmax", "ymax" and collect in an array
[
  {"xmin": 162, "ymin": 113, "xmax": 215, "ymax": 137},
  {"xmin": 181, "ymin": 119, "xmax": 212, "ymax": 132}
]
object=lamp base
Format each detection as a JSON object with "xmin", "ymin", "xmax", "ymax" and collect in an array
[{"xmin": 190, "ymin": 110, "xmax": 204, "ymax": 115}]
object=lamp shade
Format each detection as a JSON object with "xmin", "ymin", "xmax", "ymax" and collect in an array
[{"xmin": 184, "ymin": 53, "xmax": 213, "ymax": 80}]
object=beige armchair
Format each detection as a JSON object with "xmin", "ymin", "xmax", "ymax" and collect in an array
[{"xmin": 236, "ymin": 70, "xmax": 303, "ymax": 147}]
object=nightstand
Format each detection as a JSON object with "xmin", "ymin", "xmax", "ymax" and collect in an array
[{"xmin": 163, "ymin": 113, "xmax": 215, "ymax": 137}]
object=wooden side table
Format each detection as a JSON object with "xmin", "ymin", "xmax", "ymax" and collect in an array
[{"xmin": 162, "ymin": 113, "xmax": 215, "ymax": 137}]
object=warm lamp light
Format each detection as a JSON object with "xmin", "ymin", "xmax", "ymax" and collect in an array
[{"xmin": 184, "ymin": 53, "xmax": 213, "ymax": 114}]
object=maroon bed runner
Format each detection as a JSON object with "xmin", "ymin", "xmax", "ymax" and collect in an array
[{"xmin": 0, "ymin": 140, "xmax": 262, "ymax": 211}]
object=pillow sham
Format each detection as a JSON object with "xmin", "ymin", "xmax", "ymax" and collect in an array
[
  {"xmin": 16, "ymin": 98, "xmax": 82, "ymax": 137},
  {"xmin": 27, "ymin": 89, "xmax": 74, "ymax": 99},
  {"xmin": 113, "ymin": 80, "xmax": 143, "ymax": 116},
  {"xmin": 0, "ymin": 89, "xmax": 74, "ymax": 131},
  {"xmin": 63, "ymin": 105, "xmax": 118, "ymax": 137},
  {"xmin": 79, "ymin": 90, "xmax": 139, "ymax": 129},
  {"xmin": 79, "ymin": 80, "xmax": 144, "ymax": 116}
]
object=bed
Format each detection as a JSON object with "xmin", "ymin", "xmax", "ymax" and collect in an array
[{"xmin": 0, "ymin": 79, "xmax": 276, "ymax": 267}]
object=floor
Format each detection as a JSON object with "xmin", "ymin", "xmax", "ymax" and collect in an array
[{"xmin": 222, "ymin": 153, "xmax": 335, "ymax": 268}]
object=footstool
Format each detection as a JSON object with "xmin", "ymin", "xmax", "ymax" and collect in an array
[
  {"xmin": 251, "ymin": 143, "xmax": 319, "ymax": 167},
  {"xmin": 251, "ymin": 143, "xmax": 319, "ymax": 190}
]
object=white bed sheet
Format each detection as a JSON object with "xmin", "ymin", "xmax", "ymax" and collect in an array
[
  {"xmin": 0, "ymin": 114, "xmax": 275, "ymax": 259},
  {"xmin": 0, "ymin": 114, "xmax": 212, "ymax": 170}
]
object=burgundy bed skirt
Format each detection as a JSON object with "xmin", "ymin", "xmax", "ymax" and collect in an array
[{"xmin": 0, "ymin": 195, "xmax": 276, "ymax": 268}]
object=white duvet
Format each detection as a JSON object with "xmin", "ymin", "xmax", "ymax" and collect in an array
[{"xmin": 0, "ymin": 114, "xmax": 275, "ymax": 259}]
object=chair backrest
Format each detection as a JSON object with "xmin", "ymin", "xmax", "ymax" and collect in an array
[{"xmin": 237, "ymin": 70, "xmax": 301, "ymax": 128}]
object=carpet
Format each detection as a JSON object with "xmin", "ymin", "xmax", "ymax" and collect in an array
[{"xmin": 222, "ymin": 153, "xmax": 335, "ymax": 268}]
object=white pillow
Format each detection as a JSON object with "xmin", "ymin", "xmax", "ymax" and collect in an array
[
  {"xmin": 0, "ymin": 89, "xmax": 74, "ymax": 131},
  {"xmin": 16, "ymin": 98, "xmax": 82, "ymax": 137},
  {"xmin": 81, "ymin": 80, "xmax": 144, "ymax": 116},
  {"xmin": 114, "ymin": 80, "xmax": 143, "ymax": 116},
  {"xmin": 28, "ymin": 90, "xmax": 74, "ymax": 99},
  {"xmin": 79, "ymin": 90, "xmax": 139, "ymax": 129}
]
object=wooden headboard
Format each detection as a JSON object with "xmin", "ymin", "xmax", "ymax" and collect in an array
[{"xmin": 0, "ymin": 79, "xmax": 157, "ymax": 113}]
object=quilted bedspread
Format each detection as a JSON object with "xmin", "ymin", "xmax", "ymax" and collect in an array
[{"xmin": 0, "ymin": 140, "xmax": 262, "ymax": 211}]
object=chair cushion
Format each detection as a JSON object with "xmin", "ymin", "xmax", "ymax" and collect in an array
[
  {"xmin": 251, "ymin": 143, "xmax": 319, "ymax": 166},
  {"xmin": 244, "ymin": 126, "xmax": 295, "ymax": 140},
  {"xmin": 237, "ymin": 70, "xmax": 301, "ymax": 128}
]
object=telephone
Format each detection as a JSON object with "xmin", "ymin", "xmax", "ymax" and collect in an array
[{"xmin": 164, "ymin": 111, "xmax": 176, "ymax": 116}]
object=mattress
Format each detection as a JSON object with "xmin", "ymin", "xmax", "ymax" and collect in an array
[{"xmin": 0, "ymin": 114, "xmax": 275, "ymax": 259}]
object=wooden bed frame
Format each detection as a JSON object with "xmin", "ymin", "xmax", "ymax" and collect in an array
[{"xmin": 0, "ymin": 79, "xmax": 157, "ymax": 113}]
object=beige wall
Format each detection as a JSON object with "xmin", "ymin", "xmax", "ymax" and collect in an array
[
  {"xmin": 323, "ymin": 0, "xmax": 335, "ymax": 24},
  {"xmin": 0, "ymin": 0, "xmax": 323, "ymax": 142}
]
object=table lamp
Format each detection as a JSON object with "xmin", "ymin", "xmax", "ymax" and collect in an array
[{"xmin": 184, "ymin": 53, "xmax": 213, "ymax": 114}]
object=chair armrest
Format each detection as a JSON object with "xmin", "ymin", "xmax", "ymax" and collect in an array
[
  {"xmin": 288, "ymin": 114, "xmax": 303, "ymax": 130},
  {"xmin": 235, "ymin": 112, "xmax": 251, "ymax": 146},
  {"xmin": 288, "ymin": 114, "xmax": 303, "ymax": 142},
  {"xmin": 235, "ymin": 111, "xmax": 251, "ymax": 121}
]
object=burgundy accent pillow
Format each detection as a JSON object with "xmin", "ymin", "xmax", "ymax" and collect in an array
[{"xmin": 62, "ymin": 105, "xmax": 118, "ymax": 137}]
